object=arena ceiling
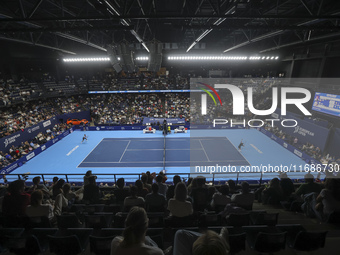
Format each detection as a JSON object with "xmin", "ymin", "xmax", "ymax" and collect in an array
[{"xmin": 1, "ymin": 0, "xmax": 340, "ymax": 56}]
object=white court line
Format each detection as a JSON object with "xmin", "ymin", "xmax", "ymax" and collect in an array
[
  {"xmin": 196, "ymin": 139, "xmax": 211, "ymax": 162},
  {"xmin": 119, "ymin": 140, "xmax": 131, "ymax": 162},
  {"xmin": 225, "ymin": 137, "xmax": 252, "ymax": 166},
  {"xmin": 77, "ymin": 138, "xmax": 104, "ymax": 168},
  {"xmin": 250, "ymin": 144, "xmax": 263, "ymax": 154},
  {"xmin": 66, "ymin": 145, "xmax": 79, "ymax": 156}
]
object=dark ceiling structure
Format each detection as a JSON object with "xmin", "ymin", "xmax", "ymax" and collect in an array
[{"xmin": 1, "ymin": 0, "xmax": 340, "ymax": 55}]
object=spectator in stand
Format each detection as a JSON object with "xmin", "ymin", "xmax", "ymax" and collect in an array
[
  {"xmin": 145, "ymin": 183, "xmax": 166, "ymax": 212},
  {"xmin": 288, "ymin": 173, "xmax": 322, "ymax": 212},
  {"xmin": 114, "ymin": 178, "xmax": 130, "ymax": 204},
  {"xmin": 63, "ymin": 183, "xmax": 82, "ymax": 203},
  {"xmin": 174, "ymin": 229, "xmax": 230, "ymax": 255},
  {"xmin": 231, "ymin": 182, "xmax": 255, "ymax": 210},
  {"xmin": 54, "ymin": 186, "xmax": 68, "ymax": 216},
  {"xmin": 110, "ymin": 207, "xmax": 163, "ymax": 255},
  {"xmin": 25, "ymin": 190, "xmax": 54, "ymax": 221},
  {"xmin": 155, "ymin": 175, "xmax": 167, "ymax": 197},
  {"xmin": 84, "ymin": 170, "xmax": 95, "ymax": 186},
  {"xmin": 211, "ymin": 185, "xmax": 231, "ymax": 211},
  {"xmin": 146, "ymin": 171, "xmax": 155, "ymax": 185},
  {"xmin": 141, "ymin": 173, "xmax": 151, "ymax": 192},
  {"xmin": 207, "ymin": 186, "xmax": 216, "ymax": 203},
  {"xmin": 49, "ymin": 176, "xmax": 59, "ymax": 191},
  {"xmin": 168, "ymin": 182, "xmax": 193, "ymax": 217},
  {"xmin": 83, "ymin": 176, "xmax": 101, "ymax": 204},
  {"xmin": 166, "ymin": 175, "xmax": 181, "ymax": 200},
  {"xmin": 30, "ymin": 176, "xmax": 51, "ymax": 198},
  {"xmin": 2, "ymin": 179, "xmax": 31, "ymax": 216},
  {"xmin": 52, "ymin": 178, "xmax": 65, "ymax": 200},
  {"xmin": 315, "ymin": 178, "xmax": 340, "ymax": 221},
  {"xmin": 295, "ymin": 173, "xmax": 322, "ymax": 196},
  {"xmin": 279, "ymin": 173, "xmax": 295, "ymax": 201},
  {"xmin": 227, "ymin": 180, "xmax": 237, "ymax": 194},
  {"xmin": 191, "ymin": 177, "xmax": 209, "ymax": 211},
  {"xmin": 261, "ymin": 178, "xmax": 284, "ymax": 204},
  {"xmin": 124, "ymin": 186, "xmax": 145, "ymax": 211},
  {"xmin": 135, "ymin": 179, "xmax": 149, "ymax": 198}
]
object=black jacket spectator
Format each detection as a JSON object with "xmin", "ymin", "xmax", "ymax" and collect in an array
[
  {"xmin": 83, "ymin": 176, "xmax": 100, "ymax": 203},
  {"xmin": 114, "ymin": 178, "xmax": 130, "ymax": 204}
]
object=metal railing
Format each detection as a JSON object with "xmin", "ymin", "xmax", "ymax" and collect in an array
[{"xmin": 1, "ymin": 171, "xmax": 270, "ymax": 185}]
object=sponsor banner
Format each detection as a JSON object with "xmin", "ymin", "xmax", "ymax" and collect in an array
[
  {"xmin": 0, "ymin": 111, "xmax": 90, "ymax": 152},
  {"xmin": 0, "ymin": 127, "xmax": 74, "ymax": 176},
  {"xmin": 280, "ymin": 117, "xmax": 329, "ymax": 151},
  {"xmin": 271, "ymin": 108, "xmax": 330, "ymax": 151},
  {"xmin": 143, "ymin": 117, "xmax": 186, "ymax": 125},
  {"xmin": 26, "ymin": 152, "xmax": 35, "ymax": 161},
  {"xmin": 88, "ymin": 125, "xmax": 191, "ymax": 131},
  {"xmin": 0, "ymin": 117, "xmax": 59, "ymax": 152},
  {"xmin": 259, "ymin": 127, "xmax": 322, "ymax": 165}
]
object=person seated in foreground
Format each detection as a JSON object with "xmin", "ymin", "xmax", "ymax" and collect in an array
[
  {"xmin": 2, "ymin": 179, "xmax": 31, "ymax": 216},
  {"xmin": 114, "ymin": 178, "xmax": 130, "ymax": 204},
  {"xmin": 167, "ymin": 182, "xmax": 193, "ymax": 217},
  {"xmin": 145, "ymin": 183, "xmax": 166, "ymax": 212},
  {"xmin": 261, "ymin": 178, "xmax": 284, "ymax": 204},
  {"xmin": 210, "ymin": 184, "xmax": 231, "ymax": 210},
  {"xmin": 83, "ymin": 175, "xmax": 101, "ymax": 204},
  {"xmin": 135, "ymin": 179, "xmax": 149, "ymax": 198},
  {"xmin": 287, "ymin": 173, "xmax": 322, "ymax": 211},
  {"xmin": 155, "ymin": 174, "xmax": 167, "ymax": 196},
  {"xmin": 314, "ymin": 178, "xmax": 340, "ymax": 222},
  {"xmin": 110, "ymin": 206, "xmax": 164, "ymax": 255},
  {"xmin": 53, "ymin": 184, "xmax": 69, "ymax": 216},
  {"xmin": 294, "ymin": 173, "xmax": 322, "ymax": 197},
  {"xmin": 30, "ymin": 176, "xmax": 51, "ymax": 198},
  {"xmin": 173, "ymin": 229, "xmax": 230, "ymax": 255},
  {"xmin": 230, "ymin": 181, "xmax": 255, "ymax": 210},
  {"xmin": 124, "ymin": 186, "xmax": 145, "ymax": 211},
  {"xmin": 166, "ymin": 175, "xmax": 181, "ymax": 200},
  {"xmin": 26, "ymin": 190, "xmax": 54, "ymax": 221},
  {"xmin": 190, "ymin": 177, "xmax": 209, "ymax": 211}
]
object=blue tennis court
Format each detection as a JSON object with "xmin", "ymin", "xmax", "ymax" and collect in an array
[
  {"xmin": 6, "ymin": 128, "xmax": 313, "ymax": 183},
  {"xmin": 78, "ymin": 137, "xmax": 250, "ymax": 168}
]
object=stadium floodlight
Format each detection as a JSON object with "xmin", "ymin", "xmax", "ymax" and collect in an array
[
  {"xmin": 136, "ymin": 56, "xmax": 149, "ymax": 61},
  {"xmin": 63, "ymin": 57, "xmax": 111, "ymax": 62},
  {"xmin": 167, "ymin": 55, "xmax": 279, "ymax": 61}
]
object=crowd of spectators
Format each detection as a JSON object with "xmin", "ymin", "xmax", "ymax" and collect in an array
[
  {"xmin": 0, "ymin": 95, "xmax": 89, "ymax": 138},
  {"xmin": 262, "ymin": 124, "xmax": 340, "ymax": 166},
  {"xmin": 0, "ymin": 123, "xmax": 72, "ymax": 169},
  {"xmin": 164, "ymin": 93, "xmax": 190, "ymax": 121},
  {"xmin": 91, "ymin": 94, "xmax": 163, "ymax": 125},
  {"xmin": 2, "ymin": 170, "xmax": 340, "ymax": 254}
]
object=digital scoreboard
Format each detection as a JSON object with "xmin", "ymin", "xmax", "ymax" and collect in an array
[{"xmin": 312, "ymin": 92, "xmax": 340, "ymax": 117}]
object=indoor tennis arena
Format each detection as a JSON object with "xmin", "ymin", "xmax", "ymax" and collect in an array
[{"xmin": 0, "ymin": 1, "xmax": 340, "ymax": 254}]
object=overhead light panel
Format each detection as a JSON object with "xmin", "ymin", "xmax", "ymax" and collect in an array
[
  {"xmin": 168, "ymin": 55, "xmax": 279, "ymax": 61},
  {"xmin": 63, "ymin": 57, "xmax": 111, "ymax": 62},
  {"xmin": 136, "ymin": 56, "xmax": 149, "ymax": 60}
]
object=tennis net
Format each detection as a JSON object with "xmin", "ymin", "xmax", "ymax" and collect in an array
[{"xmin": 163, "ymin": 132, "xmax": 166, "ymax": 169}]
